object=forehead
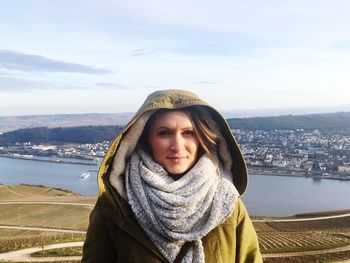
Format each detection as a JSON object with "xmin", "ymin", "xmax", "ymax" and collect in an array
[{"xmin": 150, "ymin": 110, "xmax": 193, "ymax": 128}]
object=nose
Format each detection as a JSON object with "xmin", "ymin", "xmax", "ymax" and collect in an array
[{"xmin": 170, "ymin": 133, "xmax": 184, "ymax": 152}]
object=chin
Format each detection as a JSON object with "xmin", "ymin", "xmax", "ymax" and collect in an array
[{"xmin": 165, "ymin": 166, "xmax": 191, "ymax": 175}]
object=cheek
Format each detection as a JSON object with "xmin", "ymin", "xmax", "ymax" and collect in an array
[
  {"xmin": 189, "ymin": 139, "xmax": 200, "ymax": 154},
  {"xmin": 149, "ymin": 136, "xmax": 168, "ymax": 155}
]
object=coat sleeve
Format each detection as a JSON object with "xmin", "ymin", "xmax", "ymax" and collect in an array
[
  {"xmin": 235, "ymin": 199, "xmax": 263, "ymax": 263},
  {"xmin": 82, "ymin": 206, "xmax": 117, "ymax": 263}
]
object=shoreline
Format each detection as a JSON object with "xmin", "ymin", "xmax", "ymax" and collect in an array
[
  {"xmin": 2, "ymin": 154, "xmax": 349, "ymax": 181},
  {"xmin": 248, "ymin": 168, "xmax": 350, "ymax": 181},
  {"xmin": 0, "ymin": 154, "xmax": 98, "ymax": 166}
]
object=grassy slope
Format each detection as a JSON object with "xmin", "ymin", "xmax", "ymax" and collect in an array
[
  {"xmin": 0, "ymin": 184, "xmax": 95, "ymax": 230},
  {"xmin": 0, "ymin": 184, "xmax": 97, "ymax": 203},
  {"xmin": 0, "ymin": 204, "xmax": 91, "ymax": 230}
]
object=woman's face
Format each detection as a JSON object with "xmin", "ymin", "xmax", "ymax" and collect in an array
[{"xmin": 148, "ymin": 110, "xmax": 200, "ymax": 175}]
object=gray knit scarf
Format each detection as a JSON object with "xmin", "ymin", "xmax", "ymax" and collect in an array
[{"xmin": 125, "ymin": 149, "xmax": 239, "ymax": 263}]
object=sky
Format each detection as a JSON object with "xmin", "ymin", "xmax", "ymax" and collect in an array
[{"xmin": 1, "ymin": 0, "xmax": 350, "ymax": 116}]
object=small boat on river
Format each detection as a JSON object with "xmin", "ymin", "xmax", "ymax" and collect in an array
[{"xmin": 80, "ymin": 172, "xmax": 90, "ymax": 179}]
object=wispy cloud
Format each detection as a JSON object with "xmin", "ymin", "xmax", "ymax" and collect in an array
[
  {"xmin": 0, "ymin": 49, "xmax": 112, "ymax": 74},
  {"xmin": 194, "ymin": 81, "xmax": 218, "ymax": 85},
  {"xmin": 95, "ymin": 82, "xmax": 129, "ymax": 89},
  {"xmin": 0, "ymin": 76, "xmax": 85, "ymax": 91},
  {"xmin": 131, "ymin": 48, "xmax": 157, "ymax": 57}
]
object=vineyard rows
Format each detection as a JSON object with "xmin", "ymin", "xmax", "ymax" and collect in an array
[
  {"xmin": 258, "ymin": 232, "xmax": 350, "ymax": 253},
  {"xmin": 0, "ymin": 229, "xmax": 85, "ymax": 253}
]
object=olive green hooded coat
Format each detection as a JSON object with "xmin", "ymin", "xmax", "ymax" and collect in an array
[{"xmin": 82, "ymin": 90, "xmax": 263, "ymax": 263}]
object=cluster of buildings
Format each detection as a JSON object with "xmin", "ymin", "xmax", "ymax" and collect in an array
[
  {"xmin": 1, "ymin": 129, "xmax": 350, "ymax": 179},
  {"xmin": 0, "ymin": 141, "xmax": 110, "ymax": 165},
  {"xmin": 56, "ymin": 141, "xmax": 110, "ymax": 160},
  {"xmin": 233, "ymin": 129, "xmax": 350, "ymax": 178}
]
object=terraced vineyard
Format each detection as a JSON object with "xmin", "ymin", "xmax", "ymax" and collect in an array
[
  {"xmin": 0, "ymin": 229, "xmax": 85, "ymax": 253},
  {"xmin": 0, "ymin": 185, "xmax": 349, "ymax": 263},
  {"xmin": 258, "ymin": 232, "xmax": 350, "ymax": 253},
  {"xmin": 263, "ymin": 250, "xmax": 350, "ymax": 263},
  {"xmin": 254, "ymin": 213, "xmax": 350, "ymax": 262}
]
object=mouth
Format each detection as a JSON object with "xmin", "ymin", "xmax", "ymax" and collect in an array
[{"xmin": 167, "ymin": 156, "xmax": 187, "ymax": 162}]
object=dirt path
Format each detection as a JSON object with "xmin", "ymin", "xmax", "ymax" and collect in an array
[
  {"xmin": 0, "ymin": 225, "xmax": 86, "ymax": 234},
  {"xmin": 253, "ymin": 212, "xmax": 350, "ymax": 222},
  {"xmin": 0, "ymin": 201, "xmax": 94, "ymax": 207},
  {"xmin": 1, "ymin": 201, "xmax": 349, "ymax": 261},
  {"xmin": 0, "ymin": 242, "xmax": 83, "ymax": 262},
  {"xmin": 0, "ymin": 185, "xmax": 23, "ymax": 197},
  {"xmin": 1, "ymin": 240, "xmax": 349, "ymax": 262},
  {"xmin": 263, "ymin": 244, "xmax": 350, "ymax": 258}
]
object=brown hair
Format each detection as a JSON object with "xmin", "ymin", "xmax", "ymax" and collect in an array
[{"xmin": 138, "ymin": 106, "xmax": 219, "ymax": 155}]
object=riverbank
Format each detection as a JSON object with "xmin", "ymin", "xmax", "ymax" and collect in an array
[
  {"xmin": 2, "ymin": 153, "xmax": 350, "ymax": 181},
  {"xmin": 249, "ymin": 167, "xmax": 350, "ymax": 181},
  {"xmin": 1, "ymin": 156, "xmax": 349, "ymax": 215},
  {"xmin": 0, "ymin": 154, "xmax": 97, "ymax": 166}
]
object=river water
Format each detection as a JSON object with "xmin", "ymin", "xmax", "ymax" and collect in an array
[{"xmin": 0, "ymin": 157, "xmax": 349, "ymax": 216}]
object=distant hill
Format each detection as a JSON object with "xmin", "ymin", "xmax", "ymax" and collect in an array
[
  {"xmin": 0, "ymin": 125, "xmax": 123, "ymax": 145},
  {"xmin": 0, "ymin": 113, "xmax": 134, "ymax": 133},
  {"xmin": 226, "ymin": 111, "xmax": 350, "ymax": 133},
  {"xmin": 1, "ymin": 111, "xmax": 350, "ymax": 145},
  {"xmin": 2, "ymin": 109, "xmax": 350, "ymax": 133}
]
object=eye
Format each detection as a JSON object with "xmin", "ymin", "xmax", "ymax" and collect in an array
[
  {"xmin": 183, "ymin": 130, "xmax": 195, "ymax": 137},
  {"xmin": 157, "ymin": 130, "xmax": 172, "ymax": 137}
]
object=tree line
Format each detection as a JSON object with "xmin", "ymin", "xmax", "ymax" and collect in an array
[
  {"xmin": 0, "ymin": 125, "xmax": 123, "ymax": 145},
  {"xmin": 1, "ymin": 111, "xmax": 350, "ymax": 145},
  {"xmin": 226, "ymin": 111, "xmax": 350, "ymax": 133}
]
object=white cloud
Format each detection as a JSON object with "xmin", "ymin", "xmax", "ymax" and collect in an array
[
  {"xmin": 0, "ymin": 49, "xmax": 111, "ymax": 74},
  {"xmin": 0, "ymin": 76, "xmax": 89, "ymax": 92},
  {"xmin": 95, "ymin": 83, "xmax": 129, "ymax": 90}
]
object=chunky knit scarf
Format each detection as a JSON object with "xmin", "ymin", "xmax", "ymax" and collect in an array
[{"xmin": 125, "ymin": 150, "xmax": 239, "ymax": 263}]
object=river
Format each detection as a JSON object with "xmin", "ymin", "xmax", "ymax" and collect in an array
[{"xmin": 0, "ymin": 157, "xmax": 349, "ymax": 216}]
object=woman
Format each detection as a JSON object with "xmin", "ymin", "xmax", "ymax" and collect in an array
[{"xmin": 82, "ymin": 89, "xmax": 263, "ymax": 263}]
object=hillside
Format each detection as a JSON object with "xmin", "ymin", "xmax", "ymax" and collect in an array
[
  {"xmin": 0, "ymin": 113, "xmax": 133, "ymax": 133},
  {"xmin": 0, "ymin": 125, "xmax": 123, "ymax": 145},
  {"xmin": 227, "ymin": 111, "xmax": 350, "ymax": 133},
  {"xmin": 1, "ymin": 111, "xmax": 350, "ymax": 145}
]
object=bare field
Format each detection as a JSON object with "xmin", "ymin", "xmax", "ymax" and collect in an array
[
  {"xmin": 0, "ymin": 203, "xmax": 92, "ymax": 230},
  {"xmin": 0, "ymin": 184, "xmax": 97, "ymax": 204}
]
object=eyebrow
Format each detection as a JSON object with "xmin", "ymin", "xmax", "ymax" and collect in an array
[{"xmin": 154, "ymin": 126, "xmax": 194, "ymax": 131}]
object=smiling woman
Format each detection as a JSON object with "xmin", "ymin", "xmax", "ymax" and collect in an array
[{"xmin": 82, "ymin": 89, "xmax": 263, "ymax": 263}]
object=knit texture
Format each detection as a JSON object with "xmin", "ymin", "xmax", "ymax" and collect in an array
[{"xmin": 125, "ymin": 150, "xmax": 239, "ymax": 263}]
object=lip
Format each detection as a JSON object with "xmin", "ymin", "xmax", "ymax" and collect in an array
[{"xmin": 167, "ymin": 156, "xmax": 187, "ymax": 162}]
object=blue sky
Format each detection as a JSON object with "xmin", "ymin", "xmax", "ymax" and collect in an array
[{"xmin": 1, "ymin": 0, "xmax": 350, "ymax": 116}]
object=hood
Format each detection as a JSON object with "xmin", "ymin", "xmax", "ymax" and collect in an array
[{"xmin": 97, "ymin": 89, "xmax": 248, "ymax": 196}]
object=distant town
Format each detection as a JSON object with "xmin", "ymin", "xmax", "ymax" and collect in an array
[
  {"xmin": 235, "ymin": 128, "xmax": 350, "ymax": 180},
  {"xmin": 0, "ymin": 128, "xmax": 349, "ymax": 180}
]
